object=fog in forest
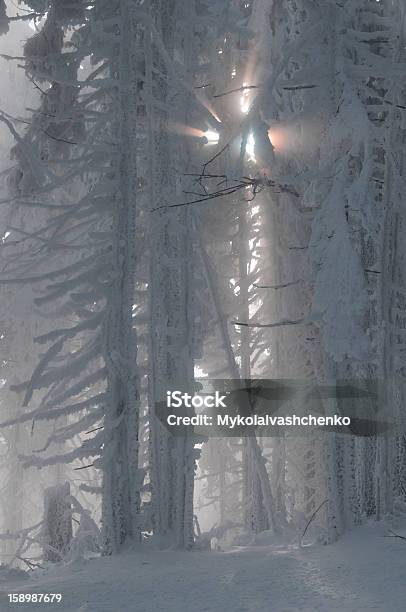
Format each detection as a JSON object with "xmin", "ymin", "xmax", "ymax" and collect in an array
[{"xmin": 0, "ymin": 1, "xmax": 405, "ymax": 611}]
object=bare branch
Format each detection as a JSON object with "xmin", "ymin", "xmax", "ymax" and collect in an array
[
  {"xmin": 301, "ymin": 500, "xmax": 328, "ymax": 543},
  {"xmin": 253, "ymin": 280, "xmax": 304, "ymax": 290},
  {"xmin": 231, "ymin": 317, "xmax": 306, "ymax": 329},
  {"xmin": 283, "ymin": 84, "xmax": 317, "ymax": 91},
  {"xmin": 213, "ymin": 84, "xmax": 262, "ymax": 98},
  {"xmin": 74, "ymin": 463, "xmax": 96, "ymax": 471}
]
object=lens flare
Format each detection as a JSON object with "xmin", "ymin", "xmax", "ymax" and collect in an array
[
  {"xmin": 204, "ymin": 129, "xmax": 220, "ymax": 145},
  {"xmin": 167, "ymin": 123, "xmax": 220, "ymax": 146},
  {"xmin": 194, "ymin": 90, "xmax": 222, "ymax": 124},
  {"xmin": 168, "ymin": 122, "xmax": 206, "ymax": 138},
  {"xmin": 268, "ymin": 127, "xmax": 289, "ymax": 152}
]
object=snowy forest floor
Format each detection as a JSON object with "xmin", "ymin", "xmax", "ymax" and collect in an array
[{"xmin": 1, "ymin": 522, "xmax": 406, "ymax": 612}]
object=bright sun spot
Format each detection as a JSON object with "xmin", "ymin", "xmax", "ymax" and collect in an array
[
  {"xmin": 240, "ymin": 83, "xmax": 250, "ymax": 114},
  {"xmin": 246, "ymin": 133, "xmax": 256, "ymax": 162},
  {"xmin": 204, "ymin": 129, "xmax": 220, "ymax": 145}
]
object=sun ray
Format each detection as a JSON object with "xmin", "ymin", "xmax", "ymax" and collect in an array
[{"xmin": 168, "ymin": 122, "xmax": 206, "ymax": 139}]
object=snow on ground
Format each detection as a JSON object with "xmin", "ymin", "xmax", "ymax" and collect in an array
[{"xmin": 1, "ymin": 522, "xmax": 406, "ymax": 612}]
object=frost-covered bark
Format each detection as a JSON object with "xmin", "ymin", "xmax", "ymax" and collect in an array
[
  {"xmin": 100, "ymin": 0, "xmax": 141, "ymax": 553},
  {"xmin": 43, "ymin": 482, "xmax": 72, "ymax": 562},
  {"xmin": 143, "ymin": 0, "xmax": 203, "ymax": 549}
]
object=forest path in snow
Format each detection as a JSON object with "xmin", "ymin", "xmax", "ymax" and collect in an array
[{"xmin": 1, "ymin": 523, "xmax": 405, "ymax": 612}]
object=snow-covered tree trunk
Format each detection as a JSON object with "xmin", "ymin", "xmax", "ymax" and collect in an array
[
  {"xmin": 43, "ymin": 482, "xmax": 72, "ymax": 562},
  {"xmin": 101, "ymin": 0, "xmax": 141, "ymax": 553},
  {"xmin": 144, "ymin": 0, "xmax": 199, "ymax": 549}
]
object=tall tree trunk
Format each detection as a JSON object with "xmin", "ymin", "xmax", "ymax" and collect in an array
[{"xmin": 101, "ymin": 0, "xmax": 141, "ymax": 553}]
